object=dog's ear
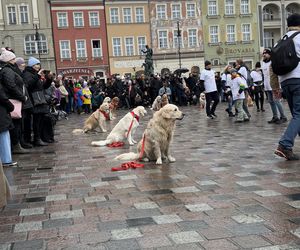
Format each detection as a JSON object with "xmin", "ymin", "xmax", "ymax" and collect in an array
[
  {"xmin": 161, "ymin": 107, "xmax": 172, "ymax": 119},
  {"xmin": 139, "ymin": 107, "xmax": 147, "ymax": 116}
]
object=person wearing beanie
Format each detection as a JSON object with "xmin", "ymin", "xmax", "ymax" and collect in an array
[
  {"xmin": 15, "ymin": 57, "xmax": 25, "ymax": 72},
  {"xmin": 23, "ymin": 56, "xmax": 51, "ymax": 146},
  {"xmin": 199, "ymin": 60, "xmax": 219, "ymax": 119},
  {"xmin": 274, "ymin": 13, "xmax": 300, "ymax": 161}
]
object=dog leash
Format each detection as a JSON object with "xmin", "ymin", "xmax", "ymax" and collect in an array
[
  {"xmin": 107, "ymin": 142, "xmax": 125, "ymax": 148},
  {"xmin": 126, "ymin": 112, "xmax": 139, "ymax": 138},
  {"xmin": 111, "ymin": 134, "xmax": 146, "ymax": 172}
]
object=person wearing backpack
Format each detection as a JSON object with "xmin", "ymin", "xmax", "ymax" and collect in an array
[
  {"xmin": 236, "ymin": 59, "xmax": 251, "ymax": 118},
  {"xmin": 273, "ymin": 13, "xmax": 300, "ymax": 161}
]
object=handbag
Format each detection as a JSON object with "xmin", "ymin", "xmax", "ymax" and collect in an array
[
  {"xmin": 31, "ymin": 91, "xmax": 47, "ymax": 106},
  {"xmin": 9, "ymin": 99, "xmax": 22, "ymax": 119}
]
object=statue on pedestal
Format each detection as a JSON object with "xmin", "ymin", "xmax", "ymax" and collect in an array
[{"xmin": 141, "ymin": 45, "xmax": 154, "ymax": 77}]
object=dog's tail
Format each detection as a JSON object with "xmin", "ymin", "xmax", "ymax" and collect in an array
[
  {"xmin": 115, "ymin": 152, "xmax": 140, "ymax": 161},
  {"xmin": 91, "ymin": 140, "xmax": 108, "ymax": 146},
  {"xmin": 72, "ymin": 129, "xmax": 84, "ymax": 134}
]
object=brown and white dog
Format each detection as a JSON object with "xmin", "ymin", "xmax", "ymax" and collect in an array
[
  {"xmin": 151, "ymin": 94, "xmax": 169, "ymax": 111},
  {"xmin": 72, "ymin": 102, "xmax": 110, "ymax": 134},
  {"xmin": 91, "ymin": 106, "xmax": 147, "ymax": 146},
  {"xmin": 115, "ymin": 104, "xmax": 184, "ymax": 164},
  {"xmin": 109, "ymin": 97, "xmax": 119, "ymax": 120}
]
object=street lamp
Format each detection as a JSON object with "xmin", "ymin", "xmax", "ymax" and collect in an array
[
  {"xmin": 176, "ymin": 20, "xmax": 182, "ymax": 69},
  {"xmin": 34, "ymin": 24, "xmax": 41, "ymax": 61}
]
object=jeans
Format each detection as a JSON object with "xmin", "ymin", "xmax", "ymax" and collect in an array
[
  {"xmin": 265, "ymin": 90, "xmax": 286, "ymax": 119},
  {"xmin": 205, "ymin": 91, "xmax": 219, "ymax": 116},
  {"xmin": 235, "ymin": 99, "xmax": 248, "ymax": 121},
  {"xmin": 0, "ymin": 130, "xmax": 12, "ymax": 164},
  {"xmin": 279, "ymin": 80, "xmax": 300, "ymax": 149}
]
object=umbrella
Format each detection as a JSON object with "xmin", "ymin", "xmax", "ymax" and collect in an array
[{"xmin": 174, "ymin": 68, "xmax": 189, "ymax": 75}]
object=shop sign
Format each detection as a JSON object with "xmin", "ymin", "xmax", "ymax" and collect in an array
[{"xmin": 61, "ymin": 68, "xmax": 92, "ymax": 75}]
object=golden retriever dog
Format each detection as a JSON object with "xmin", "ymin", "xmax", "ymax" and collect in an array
[
  {"xmin": 91, "ymin": 106, "xmax": 147, "ymax": 146},
  {"xmin": 109, "ymin": 97, "xmax": 119, "ymax": 120},
  {"xmin": 199, "ymin": 92, "xmax": 206, "ymax": 109},
  {"xmin": 115, "ymin": 104, "xmax": 184, "ymax": 164},
  {"xmin": 103, "ymin": 97, "xmax": 111, "ymax": 104},
  {"xmin": 161, "ymin": 94, "xmax": 169, "ymax": 107},
  {"xmin": 72, "ymin": 102, "xmax": 110, "ymax": 134},
  {"xmin": 151, "ymin": 94, "xmax": 169, "ymax": 111}
]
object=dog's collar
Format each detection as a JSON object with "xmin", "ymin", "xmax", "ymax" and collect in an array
[
  {"xmin": 99, "ymin": 110, "xmax": 110, "ymax": 120},
  {"xmin": 130, "ymin": 111, "xmax": 139, "ymax": 122}
]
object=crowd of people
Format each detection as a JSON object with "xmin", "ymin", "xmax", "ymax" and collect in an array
[{"xmin": 0, "ymin": 14, "xmax": 300, "ymax": 171}]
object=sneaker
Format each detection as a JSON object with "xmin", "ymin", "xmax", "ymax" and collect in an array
[
  {"xmin": 257, "ymin": 109, "xmax": 260, "ymax": 112},
  {"xmin": 261, "ymin": 109, "xmax": 265, "ymax": 112},
  {"xmin": 211, "ymin": 113, "xmax": 217, "ymax": 118},
  {"xmin": 229, "ymin": 112, "xmax": 235, "ymax": 117},
  {"xmin": 268, "ymin": 117, "xmax": 280, "ymax": 124},
  {"xmin": 235, "ymin": 120, "xmax": 244, "ymax": 123},
  {"xmin": 244, "ymin": 118, "xmax": 250, "ymax": 122},
  {"xmin": 280, "ymin": 117, "xmax": 288, "ymax": 123},
  {"xmin": 274, "ymin": 145, "xmax": 299, "ymax": 161},
  {"xmin": 207, "ymin": 115, "xmax": 214, "ymax": 119},
  {"xmin": 2, "ymin": 161, "xmax": 18, "ymax": 167}
]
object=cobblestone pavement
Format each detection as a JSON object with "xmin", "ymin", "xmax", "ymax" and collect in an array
[{"xmin": 1, "ymin": 103, "xmax": 300, "ymax": 250}]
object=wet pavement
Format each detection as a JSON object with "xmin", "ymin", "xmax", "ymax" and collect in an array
[{"xmin": 1, "ymin": 102, "xmax": 300, "ymax": 250}]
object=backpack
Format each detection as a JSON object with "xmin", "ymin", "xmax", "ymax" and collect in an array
[{"xmin": 271, "ymin": 31, "xmax": 300, "ymax": 75}]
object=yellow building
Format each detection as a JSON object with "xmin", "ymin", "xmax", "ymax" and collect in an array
[{"xmin": 105, "ymin": 0, "xmax": 151, "ymax": 76}]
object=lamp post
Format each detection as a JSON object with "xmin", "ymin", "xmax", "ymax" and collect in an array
[
  {"xmin": 177, "ymin": 20, "xmax": 182, "ymax": 69},
  {"xmin": 34, "ymin": 24, "xmax": 41, "ymax": 61}
]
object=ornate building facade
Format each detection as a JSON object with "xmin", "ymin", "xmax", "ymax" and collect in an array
[{"xmin": 0, "ymin": 0, "xmax": 56, "ymax": 71}]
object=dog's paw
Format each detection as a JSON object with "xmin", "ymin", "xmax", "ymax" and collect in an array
[
  {"xmin": 168, "ymin": 156, "xmax": 176, "ymax": 162},
  {"xmin": 129, "ymin": 142, "xmax": 134, "ymax": 146},
  {"xmin": 132, "ymin": 139, "xmax": 137, "ymax": 144},
  {"xmin": 142, "ymin": 157, "xmax": 149, "ymax": 162},
  {"xmin": 156, "ymin": 158, "xmax": 162, "ymax": 165}
]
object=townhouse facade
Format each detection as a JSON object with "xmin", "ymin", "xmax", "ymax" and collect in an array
[
  {"xmin": 105, "ymin": 0, "xmax": 151, "ymax": 76},
  {"xmin": 257, "ymin": 0, "xmax": 300, "ymax": 49},
  {"xmin": 0, "ymin": 0, "xmax": 56, "ymax": 71},
  {"xmin": 201, "ymin": 0, "xmax": 261, "ymax": 71},
  {"xmin": 49, "ymin": 0, "xmax": 109, "ymax": 81},
  {"xmin": 149, "ymin": 0, "xmax": 205, "ymax": 74}
]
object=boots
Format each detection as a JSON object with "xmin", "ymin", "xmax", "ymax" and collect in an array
[
  {"xmin": 34, "ymin": 139, "xmax": 48, "ymax": 147},
  {"xmin": 12, "ymin": 143, "xmax": 30, "ymax": 154}
]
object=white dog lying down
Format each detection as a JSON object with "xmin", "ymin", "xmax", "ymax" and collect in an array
[
  {"xmin": 115, "ymin": 104, "xmax": 184, "ymax": 164},
  {"xmin": 72, "ymin": 102, "xmax": 110, "ymax": 134},
  {"xmin": 91, "ymin": 106, "xmax": 147, "ymax": 146}
]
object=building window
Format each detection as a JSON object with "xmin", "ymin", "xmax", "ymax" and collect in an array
[
  {"xmin": 188, "ymin": 29, "xmax": 197, "ymax": 47},
  {"xmin": 173, "ymin": 30, "xmax": 183, "ymax": 49},
  {"xmin": 7, "ymin": 6, "xmax": 17, "ymax": 25},
  {"xmin": 57, "ymin": 12, "xmax": 68, "ymax": 28},
  {"xmin": 76, "ymin": 40, "xmax": 86, "ymax": 58},
  {"xmin": 263, "ymin": 8, "xmax": 274, "ymax": 20},
  {"xmin": 123, "ymin": 8, "xmax": 132, "ymax": 23},
  {"xmin": 209, "ymin": 26, "xmax": 219, "ymax": 43},
  {"xmin": 172, "ymin": 4, "xmax": 181, "ymax": 19},
  {"xmin": 19, "ymin": 5, "xmax": 29, "ymax": 24},
  {"xmin": 264, "ymin": 31, "xmax": 275, "ymax": 48},
  {"xmin": 156, "ymin": 5, "xmax": 166, "ymax": 19},
  {"xmin": 59, "ymin": 40, "xmax": 71, "ymax": 59},
  {"xmin": 91, "ymin": 40, "xmax": 102, "ymax": 58},
  {"xmin": 158, "ymin": 30, "xmax": 168, "ymax": 49},
  {"xmin": 89, "ymin": 12, "xmax": 99, "ymax": 26},
  {"xmin": 73, "ymin": 12, "xmax": 84, "ymax": 27},
  {"xmin": 226, "ymin": 25, "xmax": 235, "ymax": 42},
  {"xmin": 137, "ymin": 36, "xmax": 146, "ymax": 55},
  {"xmin": 225, "ymin": 0, "xmax": 234, "ymax": 15},
  {"xmin": 125, "ymin": 37, "xmax": 134, "ymax": 56},
  {"xmin": 208, "ymin": 0, "xmax": 217, "ymax": 16},
  {"xmin": 112, "ymin": 38, "xmax": 121, "ymax": 56},
  {"xmin": 24, "ymin": 34, "xmax": 48, "ymax": 55},
  {"xmin": 110, "ymin": 8, "xmax": 119, "ymax": 23},
  {"xmin": 135, "ymin": 7, "xmax": 144, "ymax": 23},
  {"xmin": 240, "ymin": 0, "xmax": 249, "ymax": 14},
  {"xmin": 242, "ymin": 24, "xmax": 251, "ymax": 41},
  {"xmin": 186, "ymin": 3, "xmax": 196, "ymax": 18}
]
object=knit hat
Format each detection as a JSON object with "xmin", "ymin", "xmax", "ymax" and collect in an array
[
  {"xmin": 287, "ymin": 13, "xmax": 300, "ymax": 27},
  {"xmin": 205, "ymin": 60, "xmax": 211, "ymax": 67},
  {"xmin": 0, "ymin": 48, "xmax": 16, "ymax": 62},
  {"xmin": 75, "ymin": 83, "xmax": 81, "ymax": 88},
  {"xmin": 263, "ymin": 48, "xmax": 271, "ymax": 55},
  {"xmin": 15, "ymin": 57, "xmax": 25, "ymax": 66},
  {"xmin": 28, "ymin": 57, "xmax": 40, "ymax": 67}
]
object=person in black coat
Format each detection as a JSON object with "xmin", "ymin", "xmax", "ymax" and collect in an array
[
  {"xmin": 0, "ymin": 82, "xmax": 17, "ymax": 167},
  {"xmin": 22, "ymin": 57, "xmax": 51, "ymax": 146},
  {"xmin": 0, "ymin": 48, "xmax": 29, "ymax": 154}
]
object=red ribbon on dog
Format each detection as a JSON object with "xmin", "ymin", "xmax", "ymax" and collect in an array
[
  {"xmin": 107, "ymin": 142, "xmax": 125, "ymax": 148},
  {"xmin": 111, "ymin": 134, "xmax": 146, "ymax": 171}
]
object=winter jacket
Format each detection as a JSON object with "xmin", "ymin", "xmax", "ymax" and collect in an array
[
  {"xmin": 0, "ymin": 82, "xmax": 14, "ymax": 133},
  {"xmin": 0, "ymin": 62, "xmax": 26, "ymax": 103}
]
